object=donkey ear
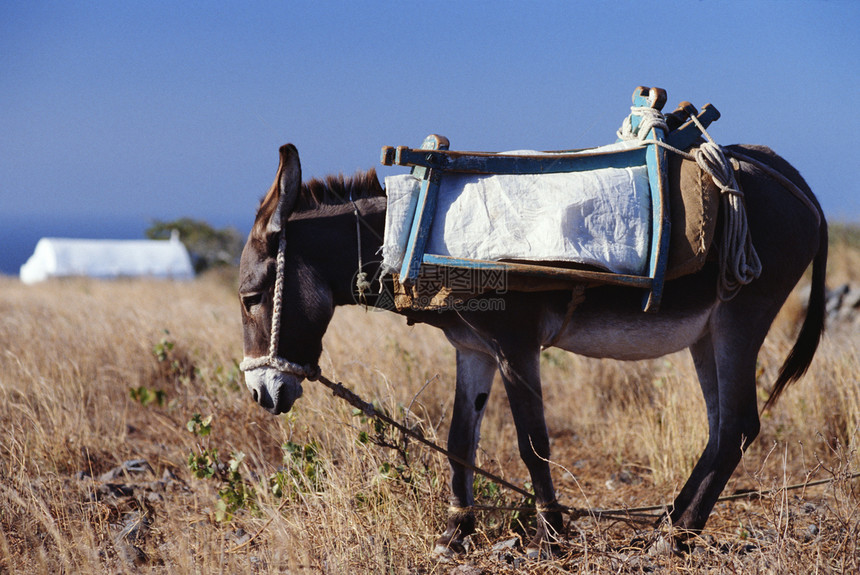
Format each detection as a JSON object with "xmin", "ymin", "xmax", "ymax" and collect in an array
[{"xmin": 267, "ymin": 144, "xmax": 302, "ymax": 234}]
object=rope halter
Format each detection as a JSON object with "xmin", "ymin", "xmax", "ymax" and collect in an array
[{"xmin": 238, "ymin": 229, "xmax": 320, "ymax": 380}]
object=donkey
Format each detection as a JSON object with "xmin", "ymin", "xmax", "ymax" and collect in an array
[{"xmin": 238, "ymin": 142, "xmax": 827, "ymax": 555}]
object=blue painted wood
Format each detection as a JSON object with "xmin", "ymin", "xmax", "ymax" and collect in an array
[
  {"xmin": 388, "ymin": 146, "xmax": 646, "ymax": 175},
  {"xmin": 422, "ymin": 254, "xmax": 654, "ymax": 289},
  {"xmin": 631, "ymin": 88, "xmax": 671, "ymax": 312},
  {"xmin": 398, "ymin": 135, "xmax": 448, "ymax": 285},
  {"xmin": 664, "ymin": 103, "xmax": 721, "ymax": 151},
  {"xmin": 385, "ymin": 87, "xmax": 685, "ymax": 311}
]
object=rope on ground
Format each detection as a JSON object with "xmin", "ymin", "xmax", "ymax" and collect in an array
[
  {"xmin": 229, "ymin": 371, "xmax": 860, "ymax": 553},
  {"xmin": 313, "ymin": 374, "xmax": 860, "ymax": 521},
  {"xmin": 314, "ymin": 373, "xmax": 537, "ymax": 502}
]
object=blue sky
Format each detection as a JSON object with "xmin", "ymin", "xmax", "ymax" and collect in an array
[{"xmin": 2, "ymin": 1, "xmax": 858, "ymax": 232}]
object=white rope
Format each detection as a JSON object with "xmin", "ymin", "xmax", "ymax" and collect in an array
[
  {"xmin": 268, "ymin": 232, "xmax": 287, "ymax": 359},
  {"xmin": 616, "ymin": 106, "xmax": 669, "ymax": 141},
  {"xmin": 684, "ymin": 113, "xmax": 762, "ymax": 300},
  {"xmin": 694, "ymin": 142, "xmax": 762, "ymax": 300},
  {"xmin": 617, "ymin": 106, "xmax": 761, "ymax": 301}
]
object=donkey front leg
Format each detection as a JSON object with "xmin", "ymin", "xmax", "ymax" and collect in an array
[
  {"xmin": 495, "ymin": 343, "xmax": 564, "ymax": 557},
  {"xmin": 434, "ymin": 349, "xmax": 497, "ymax": 556}
]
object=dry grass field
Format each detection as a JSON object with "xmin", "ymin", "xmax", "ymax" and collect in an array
[{"xmin": 1, "ymin": 226, "xmax": 858, "ymax": 574}]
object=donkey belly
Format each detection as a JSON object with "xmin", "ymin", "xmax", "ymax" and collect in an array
[{"xmin": 555, "ymin": 305, "xmax": 713, "ymax": 361}]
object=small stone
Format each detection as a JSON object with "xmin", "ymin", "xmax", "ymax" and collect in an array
[
  {"xmin": 646, "ymin": 536, "xmax": 676, "ymax": 556},
  {"xmin": 115, "ymin": 511, "xmax": 149, "ymax": 544},
  {"xmin": 431, "ymin": 544, "xmax": 458, "ymax": 564},
  {"xmin": 525, "ymin": 547, "xmax": 552, "ymax": 561},
  {"xmin": 804, "ymin": 523, "xmax": 820, "ymax": 541},
  {"xmin": 612, "ymin": 468, "xmax": 642, "ymax": 485},
  {"xmin": 116, "ymin": 542, "xmax": 147, "ymax": 566},
  {"xmin": 491, "ymin": 537, "xmax": 519, "ymax": 551},
  {"xmin": 98, "ymin": 483, "xmax": 134, "ymax": 498},
  {"xmin": 99, "ymin": 459, "xmax": 153, "ymax": 482},
  {"xmin": 230, "ymin": 528, "xmax": 251, "ymax": 546},
  {"xmin": 845, "ymin": 287, "xmax": 860, "ymax": 309},
  {"xmin": 145, "ymin": 491, "xmax": 164, "ymax": 503}
]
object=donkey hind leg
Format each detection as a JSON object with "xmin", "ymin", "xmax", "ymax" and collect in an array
[
  {"xmin": 658, "ymin": 333, "xmax": 721, "ymax": 550},
  {"xmin": 669, "ymin": 328, "xmax": 761, "ymax": 546},
  {"xmin": 434, "ymin": 349, "xmax": 497, "ymax": 557},
  {"xmin": 494, "ymin": 342, "xmax": 564, "ymax": 557}
]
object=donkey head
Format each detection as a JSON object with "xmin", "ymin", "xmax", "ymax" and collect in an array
[{"xmin": 238, "ymin": 144, "xmax": 334, "ymax": 414}]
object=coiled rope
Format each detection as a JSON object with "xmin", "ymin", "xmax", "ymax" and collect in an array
[
  {"xmin": 616, "ymin": 106, "xmax": 669, "ymax": 142},
  {"xmin": 693, "ymin": 141, "xmax": 763, "ymax": 300},
  {"xmin": 618, "ymin": 106, "xmax": 762, "ymax": 301}
]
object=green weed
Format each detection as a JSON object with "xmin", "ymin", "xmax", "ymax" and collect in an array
[
  {"xmin": 129, "ymin": 385, "xmax": 166, "ymax": 407},
  {"xmin": 270, "ymin": 440, "xmax": 327, "ymax": 497},
  {"xmin": 185, "ymin": 414, "xmax": 256, "ymax": 521}
]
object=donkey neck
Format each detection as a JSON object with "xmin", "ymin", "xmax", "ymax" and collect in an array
[{"xmin": 287, "ymin": 196, "xmax": 387, "ymax": 307}]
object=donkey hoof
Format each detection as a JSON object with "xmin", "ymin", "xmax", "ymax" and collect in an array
[
  {"xmin": 432, "ymin": 532, "xmax": 471, "ymax": 562},
  {"xmin": 431, "ymin": 544, "xmax": 458, "ymax": 563},
  {"xmin": 432, "ymin": 537, "xmax": 470, "ymax": 562},
  {"xmin": 525, "ymin": 508, "xmax": 563, "ymax": 559}
]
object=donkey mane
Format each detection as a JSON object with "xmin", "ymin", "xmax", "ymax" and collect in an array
[
  {"xmin": 254, "ymin": 169, "xmax": 384, "ymax": 236},
  {"xmin": 296, "ymin": 169, "xmax": 385, "ymax": 212}
]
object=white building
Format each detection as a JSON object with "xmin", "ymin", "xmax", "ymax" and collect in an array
[{"xmin": 19, "ymin": 232, "xmax": 194, "ymax": 284}]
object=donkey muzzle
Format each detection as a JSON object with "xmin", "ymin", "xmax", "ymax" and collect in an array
[{"xmin": 243, "ymin": 366, "xmax": 304, "ymax": 414}]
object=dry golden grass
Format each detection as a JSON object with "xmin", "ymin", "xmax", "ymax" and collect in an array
[{"xmin": 1, "ymin": 236, "xmax": 858, "ymax": 573}]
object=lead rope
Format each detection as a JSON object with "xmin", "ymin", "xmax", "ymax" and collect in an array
[
  {"xmin": 310, "ymin": 372, "xmax": 662, "ymax": 523},
  {"xmin": 228, "ymin": 368, "xmax": 860, "ymax": 554}
]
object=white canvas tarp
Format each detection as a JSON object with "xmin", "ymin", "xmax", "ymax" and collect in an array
[
  {"xmin": 382, "ymin": 143, "xmax": 652, "ymax": 276},
  {"xmin": 19, "ymin": 235, "xmax": 194, "ymax": 284}
]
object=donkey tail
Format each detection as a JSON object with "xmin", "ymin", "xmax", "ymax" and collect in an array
[{"xmin": 763, "ymin": 207, "xmax": 828, "ymax": 412}]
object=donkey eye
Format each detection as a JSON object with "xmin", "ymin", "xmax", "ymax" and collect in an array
[{"xmin": 241, "ymin": 293, "xmax": 264, "ymax": 314}]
